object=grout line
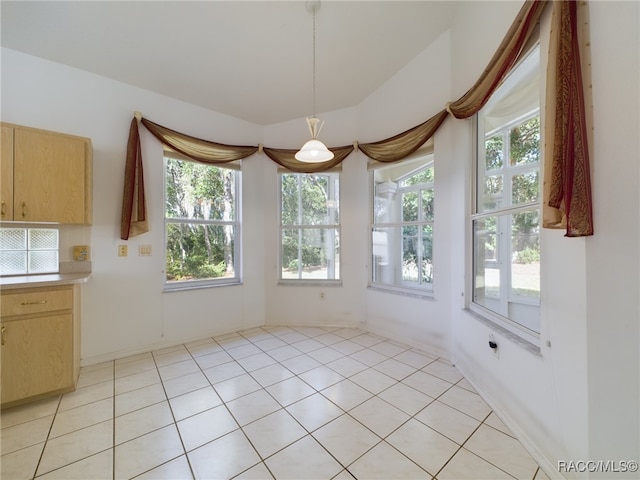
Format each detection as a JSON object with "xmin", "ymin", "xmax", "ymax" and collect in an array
[
  {"xmin": 112, "ymin": 360, "xmax": 116, "ymax": 480},
  {"xmin": 4, "ymin": 326, "xmax": 540, "ymax": 480},
  {"xmin": 31, "ymin": 394, "xmax": 63, "ymax": 479}
]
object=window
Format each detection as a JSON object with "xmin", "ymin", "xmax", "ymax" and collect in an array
[
  {"xmin": 371, "ymin": 155, "xmax": 434, "ymax": 295},
  {"xmin": 472, "ymin": 46, "xmax": 541, "ymax": 341},
  {"xmin": 280, "ymin": 173, "xmax": 340, "ymax": 281},
  {"xmin": 164, "ymin": 155, "xmax": 240, "ymax": 289},
  {"xmin": 0, "ymin": 227, "xmax": 59, "ymax": 275}
]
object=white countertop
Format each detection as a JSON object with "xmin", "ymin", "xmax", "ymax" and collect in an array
[{"xmin": 0, "ymin": 273, "xmax": 91, "ymax": 290}]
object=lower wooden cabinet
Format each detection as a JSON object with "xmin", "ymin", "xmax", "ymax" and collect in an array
[{"xmin": 1, "ymin": 284, "xmax": 81, "ymax": 408}]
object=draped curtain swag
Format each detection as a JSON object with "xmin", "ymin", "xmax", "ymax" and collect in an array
[
  {"xmin": 262, "ymin": 144, "xmax": 354, "ymax": 174},
  {"xmin": 358, "ymin": 110, "xmax": 448, "ymax": 163},
  {"xmin": 121, "ymin": 117, "xmax": 148, "ymax": 240},
  {"xmin": 121, "ymin": 0, "xmax": 594, "ymax": 240},
  {"xmin": 543, "ymin": 0, "xmax": 593, "ymax": 236}
]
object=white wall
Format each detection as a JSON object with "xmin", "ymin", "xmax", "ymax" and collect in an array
[
  {"xmin": 585, "ymin": 1, "xmax": 639, "ymax": 472},
  {"xmin": 1, "ymin": 1, "xmax": 638, "ymax": 478},
  {"xmin": 1, "ymin": 49, "xmax": 267, "ymax": 363}
]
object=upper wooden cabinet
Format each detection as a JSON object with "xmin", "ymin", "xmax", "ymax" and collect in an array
[{"xmin": 1, "ymin": 123, "xmax": 92, "ymax": 224}]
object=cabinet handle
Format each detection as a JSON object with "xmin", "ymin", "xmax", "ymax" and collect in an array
[
  {"xmin": 1, "ymin": 326, "xmax": 5, "ymax": 346},
  {"xmin": 21, "ymin": 300, "xmax": 47, "ymax": 306},
  {"xmin": 1, "ymin": 202, "xmax": 5, "ymax": 217},
  {"xmin": 21, "ymin": 202, "xmax": 27, "ymax": 218}
]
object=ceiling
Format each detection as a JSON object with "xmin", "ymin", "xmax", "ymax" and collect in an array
[{"xmin": 1, "ymin": 1, "xmax": 457, "ymax": 125}]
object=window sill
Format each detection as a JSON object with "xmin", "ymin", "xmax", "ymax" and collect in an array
[
  {"xmin": 163, "ymin": 280, "xmax": 242, "ymax": 293},
  {"xmin": 464, "ymin": 308, "xmax": 541, "ymax": 356},
  {"xmin": 277, "ymin": 280, "xmax": 342, "ymax": 287},
  {"xmin": 367, "ymin": 284, "xmax": 434, "ymax": 300}
]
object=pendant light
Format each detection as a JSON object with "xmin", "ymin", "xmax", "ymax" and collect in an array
[{"xmin": 295, "ymin": 0, "xmax": 334, "ymax": 163}]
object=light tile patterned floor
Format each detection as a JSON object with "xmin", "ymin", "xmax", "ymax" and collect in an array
[{"xmin": 1, "ymin": 326, "xmax": 551, "ymax": 480}]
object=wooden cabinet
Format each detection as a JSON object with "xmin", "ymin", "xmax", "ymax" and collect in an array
[
  {"xmin": 0, "ymin": 123, "xmax": 92, "ymax": 224},
  {"xmin": 1, "ymin": 285, "xmax": 81, "ymax": 408},
  {"xmin": 1, "ymin": 125, "xmax": 14, "ymax": 220}
]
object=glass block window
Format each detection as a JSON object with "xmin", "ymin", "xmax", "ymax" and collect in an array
[{"xmin": 0, "ymin": 228, "xmax": 59, "ymax": 275}]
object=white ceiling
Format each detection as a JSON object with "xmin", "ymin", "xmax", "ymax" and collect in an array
[{"xmin": 1, "ymin": 1, "xmax": 457, "ymax": 125}]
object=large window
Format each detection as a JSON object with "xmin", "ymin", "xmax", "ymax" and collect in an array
[
  {"xmin": 371, "ymin": 155, "xmax": 434, "ymax": 295},
  {"xmin": 164, "ymin": 155, "xmax": 240, "ymax": 289},
  {"xmin": 472, "ymin": 46, "xmax": 541, "ymax": 341},
  {"xmin": 280, "ymin": 173, "xmax": 340, "ymax": 282}
]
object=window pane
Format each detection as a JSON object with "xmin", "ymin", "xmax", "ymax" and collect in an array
[
  {"xmin": 421, "ymin": 224, "xmax": 433, "ymax": 285},
  {"xmin": 281, "ymin": 175, "xmax": 300, "ymax": 225},
  {"xmin": 165, "ymin": 158, "xmax": 235, "ymax": 221},
  {"xmin": 29, "ymin": 251, "xmax": 58, "ymax": 273},
  {"xmin": 29, "ymin": 229, "xmax": 58, "ymax": 250},
  {"xmin": 473, "ymin": 211, "xmax": 540, "ymax": 332},
  {"xmin": 421, "ymin": 188, "xmax": 434, "ymax": 222},
  {"xmin": 282, "ymin": 174, "xmax": 339, "ymax": 226},
  {"xmin": 1, "ymin": 251, "xmax": 27, "ymax": 275},
  {"xmin": 473, "ymin": 216, "xmax": 500, "ymax": 302},
  {"xmin": 511, "ymin": 210, "xmax": 540, "ymax": 298},
  {"xmin": 511, "ymin": 171, "xmax": 539, "ymax": 205},
  {"xmin": 402, "ymin": 191, "xmax": 419, "ymax": 222},
  {"xmin": 401, "ymin": 165, "xmax": 434, "ymax": 187},
  {"xmin": 510, "ymin": 117, "xmax": 540, "ymax": 166},
  {"xmin": 372, "ymin": 225, "xmax": 431, "ymax": 290},
  {"xmin": 281, "ymin": 228, "xmax": 339, "ymax": 280},
  {"xmin": 165, "ymin": 223, "xmax": 235, "ymax": 282},
  {"xmin": 402, "ymin": 225, "xmax": 419, "ymax": 282},
  {"xmin": 485, "ymin": 133, "xmax": 504, "ymax": 170},
  {"xmin": 482, "ymin": 174, "xmax": 503, "ymax": 212},
  {"xmin": 0, "ymin": 228, "xmax": 26, "ymax": 250}
]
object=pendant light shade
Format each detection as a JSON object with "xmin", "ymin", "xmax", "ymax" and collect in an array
[
  {"xmin": 295, "ymin": 116, "xmax": 334, "ymax": 162},
  {"xmin": 295, "ymin": 1, "xmax": 333, "ymax": 163}
]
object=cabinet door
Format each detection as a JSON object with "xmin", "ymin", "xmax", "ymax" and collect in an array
[
  {"xmin": 1, "ymin": 314, "xmax": 74, "ymax": 404},
  {"xmin": 1, "ymin": 125, "xmax": 14, "ymax": 220},
  {"xmin": 13, "ymin": 129, "xmax": 86, "ymax": 223}
]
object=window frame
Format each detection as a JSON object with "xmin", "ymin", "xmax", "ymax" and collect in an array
[
  {"xmin": 163, "ymin": 153, "xmax": 242, "ymax": 291},
  {"xmin": 369, "ymin": 154, "xmax": 435, "ymax": 298},
  {"xmin": 278, "ymin": 171, "xmax": 341, "ymax": 285},
  {"xmin": 469, "ymin": 46, "xmax": 542, "ymax": 345}
]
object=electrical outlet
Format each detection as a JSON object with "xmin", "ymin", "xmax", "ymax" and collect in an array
[
  {"xmin": 489, "ymin": 334, "xmax": 499, "ymax": 358},
  {"xmin": 320, "ymin": 291, "xmax": 325, "ymax": 300},
  {"xmin": 139, "ymin": 245, "xmax": 152, "ymax": 256},
  {"xmin": 118, "ymin": 245, "xmax": 128, "ymax": 257}
]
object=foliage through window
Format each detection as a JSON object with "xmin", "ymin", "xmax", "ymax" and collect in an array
[
  {"xmin": 371, "ymin": 155, "xmax": 434, "ymax": 294},
  {"xmin": 164, "ymin": 155, "xmax": 240, "ymax": 288},
  {"xmin": 472, "ymin": 45, "xmax": 541, "ymax": 341},
  {"xmin": 280, "ymin": 173, "xmax": 340, "ymax": 281}
]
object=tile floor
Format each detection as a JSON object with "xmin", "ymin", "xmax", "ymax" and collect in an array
[{"xmin": 1, "ymin": 326, "xmax": 551, "ymax": 480}]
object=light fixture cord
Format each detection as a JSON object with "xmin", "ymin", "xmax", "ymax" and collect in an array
[{"xmin": 312, "ymin": 5, "xmax": 317, "ymax": 118}]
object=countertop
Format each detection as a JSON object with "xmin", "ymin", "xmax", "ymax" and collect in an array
[{"xmin": 0, "ymin": 273, "xmax": 91, "ymax": 290}]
